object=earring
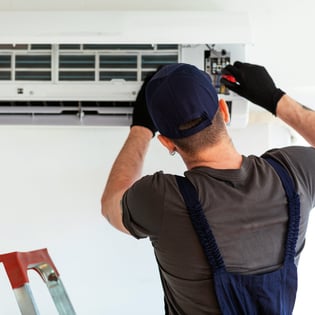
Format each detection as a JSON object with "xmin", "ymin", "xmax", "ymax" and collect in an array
[{"xmin": 169, "ymin": 150, "xmax": 176, "ymax": 156}]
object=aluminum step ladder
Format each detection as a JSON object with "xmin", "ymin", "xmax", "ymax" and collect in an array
[{"xmin": 0, "ymin": 248, "xmax": 76, "ymax": 315}]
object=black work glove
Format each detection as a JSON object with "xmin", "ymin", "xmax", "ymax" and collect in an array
[
  {"xmin": 131, "ymin": 71, "xmax": 158, "ymax": 137},
  {"xmin": 220, "ymin": 61, "xmax": 285, "ymax": 115}
]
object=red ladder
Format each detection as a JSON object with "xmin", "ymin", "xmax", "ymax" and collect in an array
[{"xmin": 0, "ymin": 248, "xmax": 76, "ymax": 315}]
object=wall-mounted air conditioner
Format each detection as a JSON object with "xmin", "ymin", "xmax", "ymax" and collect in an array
[{"xmin": 0, "ymin": 11, "xmax": 251, "ymax": 127}]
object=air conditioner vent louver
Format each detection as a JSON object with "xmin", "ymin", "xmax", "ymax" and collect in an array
[
  {"xmin": 0, "ymin": 100, "xmax": 134, "ymax": 109},
  {"xmin": 100, "ymin": 55, "xmax": 137, "ymax": 68},
  {"xmin": 0, "ymin": 101, "xmax": 134, "ymax": 126},
  {"xmin": 16, "ymin": 55, "xmax": 51, "ymax": 68},
  {"xmin": 0, "ymin": 44, "xmax": 179, "ymax": 83}
]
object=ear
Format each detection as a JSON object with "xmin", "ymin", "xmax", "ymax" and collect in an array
[
  {"xmin": 157, "ymin": 134, "xmax": 176, "ymax": 152},
  {"xmin": 218, "ymin": 99, "xmax": 230, "ymax": 124}
]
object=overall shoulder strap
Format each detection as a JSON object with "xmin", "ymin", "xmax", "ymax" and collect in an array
[
  {"xmin": 175, "ymin": 157, "xmax": 300, "ymax": 269},
  {"xmin": 175, "ymin": 175, "xmax": 225, "ymax": 272},
  {"xmin": 263, "ymin": 157, "xmax": 301, "ymax": 262}
]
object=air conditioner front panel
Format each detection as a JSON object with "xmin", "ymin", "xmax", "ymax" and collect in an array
[{"xmin": 0, "ymin": 43, "xmax": 249, "ymax": 127}]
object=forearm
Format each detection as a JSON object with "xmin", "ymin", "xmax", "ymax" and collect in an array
[
  {"xmin": 101, "ymin": 126, "xmax": 152, "ymax": 233},
  {"xmin": 276, "ymin": 94, "xmax": 315, "ymax": 147}
]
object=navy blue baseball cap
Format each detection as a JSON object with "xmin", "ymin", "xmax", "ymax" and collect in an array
[{"xmin": 146, "ymin": 63, "xmax": 219, "ymax": 139}]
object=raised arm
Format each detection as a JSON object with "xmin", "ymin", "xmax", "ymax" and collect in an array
[
  {"xmin": 221, "ymin": 61, "xmax": 315, "ymax": 147},
  {"xmin": 276, "ymin": 95, "xmax": 315, "ymax": 147},
  {"xmin": 101, "ymin": 126, "xmax": 152, "ymax": 234},
  {"xmin": 101, "ymin": 73, "xmax": 158, "ymax": 233}
]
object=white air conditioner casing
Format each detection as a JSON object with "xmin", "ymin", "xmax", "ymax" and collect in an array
[
  {"xmin": 0, "ymin": 11, "xmax": 251, "ymax": 127},
  {"xmin": 0, "ymin": 11, "xmax": 251, "ymax": 44}
]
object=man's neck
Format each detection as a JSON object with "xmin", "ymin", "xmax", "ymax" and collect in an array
[{"xmin": 181, "ymin": 138, "xmax": 243, "ymax": 171}]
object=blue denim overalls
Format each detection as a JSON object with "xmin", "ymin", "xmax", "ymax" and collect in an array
[{"xmin": 175, "ymin": 157, "xmax": 300, "ymax": 315}]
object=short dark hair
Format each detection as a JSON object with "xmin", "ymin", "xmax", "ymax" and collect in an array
[{"xmin": 171, "ymin": 109, "xmax": 227, "ymax": 155}]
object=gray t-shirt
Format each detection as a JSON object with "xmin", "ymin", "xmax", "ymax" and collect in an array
[{"xmin": 122, "ymin": 146, "xmax": 315, "ymax": 314}]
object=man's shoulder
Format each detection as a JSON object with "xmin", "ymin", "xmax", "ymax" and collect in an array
[
  {"xmin": 262, "ymin": 146, "xmax": 315, "ymax": 164},
  {"xmin": 135, "ymin": 171, "xmax": 176, "ymax": 188},
  {"xmin": 262, "ymin": 146, "xmax": 315, "ymax": 204},
  {"xmin": 122, "ymin": 171, "xmax": 179, "ymax": 239},
  {"xmin": 124, "ymin": 171, "xmax": 178, "ymax": 206}
]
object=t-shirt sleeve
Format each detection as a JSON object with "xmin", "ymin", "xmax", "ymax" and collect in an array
[
  {"xmin": 122, "ymin": 171, "xmax": 167, "ymax": 239},
  {"xmin": 262, "ymin": 146, "xmax": 315, "ymax": 209}
]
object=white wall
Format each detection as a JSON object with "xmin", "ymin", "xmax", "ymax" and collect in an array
[
  {"xmin": 0, "ymin": 120, "xmax": 307, "ymax": 315},
  {"xmin": 0, "ymin": 125, "xmax": 186, "ymax": 314},
  {"xmin": 0, "ymin": 1, "xmax": 314, "ymax": 314}
]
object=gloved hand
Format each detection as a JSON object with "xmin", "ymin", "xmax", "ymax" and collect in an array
[
  {"xmin": 131, "ymin": 72, "xmax": 158, "ymax": 137},
  {"xmin": 220, "ymin": 61, "xmax": 285, "ymax": 115}
]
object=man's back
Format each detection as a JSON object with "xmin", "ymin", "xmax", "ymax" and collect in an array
[
  {"xmin": 122, "ymin": 146, "xmax": 315, "ymax": 314},
  {"xmin": 102, "ymin": 61, "xmax": 315, "ymax": 314}
]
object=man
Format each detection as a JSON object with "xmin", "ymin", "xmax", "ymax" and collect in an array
[{"xmin": 101, "ymin": 62, "xmax": 315, "ymax": 314}]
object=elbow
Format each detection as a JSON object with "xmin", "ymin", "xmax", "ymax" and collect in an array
[
  {"xmin": 100, "ymin": 196, "xmax": 109, "ymax": 220},
  {"xmin": 101, "ymin": 204, "xmax": 106, "ymax": 219},
  {"xmin": 100, "ymin": 194, "xmax": 130, "ymax": 235},
  {"xmin": 101, "ymin": 204, "xmax": 112, "ymax": 225}
]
